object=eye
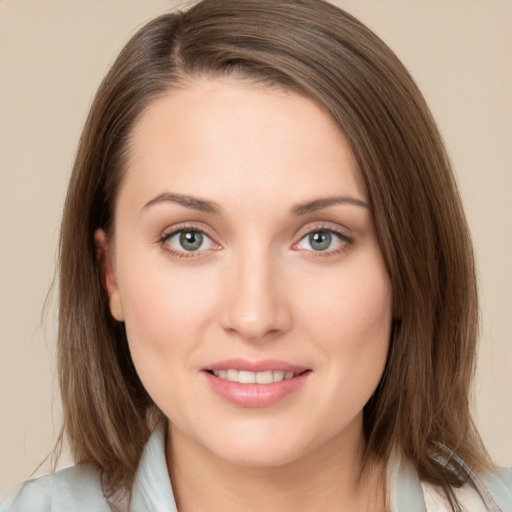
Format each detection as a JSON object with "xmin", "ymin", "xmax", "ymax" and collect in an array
[
  {"xmin": 295, "ymin": 229, "xmax": 348, "ymax": 253},
  {"xmin": 163, "ymin": 229, "xmax": 216, "ymax": 254}
]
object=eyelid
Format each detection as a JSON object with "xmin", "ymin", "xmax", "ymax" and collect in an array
[
  {"xmin": 159, "ymin": 221, "xmax": 212, "ymax": 239},
  {"xmin": 293, "ymin": 221, "xmax": 352, "ymax": 243},
  {"xmin": 292, "ymin": 222, "xmax": 353, "ymax": 255},
  {"xmin": 158, "ymin": 222, "xmax": 221, "ymax": 257}
]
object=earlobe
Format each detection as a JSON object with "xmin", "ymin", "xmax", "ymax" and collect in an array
[{"xmin": 94, "ymin": 229, "xmax": 125, "ymax": 322}]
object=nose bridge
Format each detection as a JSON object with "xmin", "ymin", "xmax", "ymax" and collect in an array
[{"xmin": 220, "ymin": 239, "xmax": 290, "ymax": 341}]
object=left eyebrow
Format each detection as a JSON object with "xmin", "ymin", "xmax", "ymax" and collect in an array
[
  {"xmin": 141, "ymin": 192, "xmax": 222, "ymax": 215},
  {"xmin": 290, "ymin": 196, "xmax": 370, "ymax": 216}
]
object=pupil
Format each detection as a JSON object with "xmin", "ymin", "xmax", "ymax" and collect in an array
[
  {"xmin": 309, "ymin": 231, "xmax": 331, "ymax": 251},
  {"xmin": 180, "ymin": 231, "xmax": 203, "ymax": 251}
]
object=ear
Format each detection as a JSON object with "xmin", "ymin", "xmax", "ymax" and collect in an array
[{"xmin": 94, "ymin": 229, "xmax": 125, "ymax": 321}]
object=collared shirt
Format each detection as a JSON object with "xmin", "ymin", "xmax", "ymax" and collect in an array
[{"xmin": 1, "ymin": 422, "xmax": 511, "ymax": 511}]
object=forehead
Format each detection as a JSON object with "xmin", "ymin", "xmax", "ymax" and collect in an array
[{"xmin": 121, "ymin": 78, "xmax": 367, "ymax": 211}]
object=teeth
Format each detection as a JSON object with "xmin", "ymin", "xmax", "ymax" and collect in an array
[
  {"xmin": 273, "ymin": 370, "xmax": 284, "ymax": 382},
  {"xmin": 238, "ymin": 370, "xmax": 256, "ymax": 384},
  {"xmin": 211, "ymin": 369, "xmax": 299, "ymax": 384},
  {"xmin": 256, "ymin": 370, "xmax": 273, "ymax": 384}
]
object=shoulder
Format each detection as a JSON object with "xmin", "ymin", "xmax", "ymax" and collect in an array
[
  {"xmin": 477, "ymin": 466, "xmax": 512, "ymax": 511},
  {"xmin": 422, "ymin": 481, "xmax": 488, "ymax": 512},
  {"xmin": 422, "ymin": 467, "xmax": 512, "ymax": 512},
  {"xmin": 389, "ymin": 452, "xmax": 512, "ymax": 512},
  {"xmin": 0, "ymin": 464, "xmax": 111, "ymax": 512}
]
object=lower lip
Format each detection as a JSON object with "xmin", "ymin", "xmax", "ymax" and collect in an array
[{"xmin": 203, "ymin": 371, "xmax": 310, "ymax": 408}]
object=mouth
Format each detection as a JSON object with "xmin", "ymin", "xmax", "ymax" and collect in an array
[
  {"xmin": 206, "ymin": 369, "xmax": 308, "ymax": 384},
  {"xmin": 202, "ymin": 360, "xmax": 311, "ymax": 407}
]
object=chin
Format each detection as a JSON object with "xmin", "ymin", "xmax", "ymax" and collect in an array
[
  {"xmin": 210, "ymin": 440, "xmax": 307, "ymax": 468},
  {"xmin": 190, "ymin": 421, "xmax": 322, "ymax": 468}
]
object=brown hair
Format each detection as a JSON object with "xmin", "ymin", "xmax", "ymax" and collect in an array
[{"xmin": 56, "ymin": 0, "xmax": 491, "ymax": 505}]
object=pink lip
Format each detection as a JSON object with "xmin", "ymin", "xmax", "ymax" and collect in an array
[
  {"xmin": 202, "ymin": 359, "xmax": 311, "ymax": 408},
  {"xmin": 205, "ymin": 358, "xmax": 308, "ymax": 373}
]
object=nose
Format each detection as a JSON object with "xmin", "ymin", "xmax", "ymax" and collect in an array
[{"xmin": 219, "ymin": 247, "xmax": 292, "ymax": 342}]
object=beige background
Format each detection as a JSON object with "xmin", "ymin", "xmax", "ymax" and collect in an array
[{"xmin": 1, "ymin": 0, "xmax": 511, "ymax": 499}]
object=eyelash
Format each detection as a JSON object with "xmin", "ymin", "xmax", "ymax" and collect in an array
[
  {"xmin": 158, "ymin": 222, "xmax": 217, "ymax": 259},
  {"xmin": 158, "ymin": 222, "xmax": 353, "ymax": 260},
  {"xmin": 293, "ymin": 224, "xmax": 353, "ymax": 258}
]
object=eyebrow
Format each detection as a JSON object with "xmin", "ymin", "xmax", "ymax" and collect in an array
[
  {"xmin": 141, "ymin": 192, "xmax": 369, "ymax": 216},
  {"xmin": 290, "ymin": 196, "xmax": 369, "ymax": 216},
  {"xmin": 141, "ymin": 193, "xmax": 222, "ymax": 214}
]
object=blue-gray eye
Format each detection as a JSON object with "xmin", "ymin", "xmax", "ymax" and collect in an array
[
  {"xmin": 166, "ymin": 230, "xmax": 214, "ymax": 252},
  {"xmin": 309, "ymin": 231, "xmax": 331, "ymax": 251},
  {"xmin": 180, "ymin": 231, "xmax": 203, "ymax": 251},
  {"xmin": 297, "ymin": 230, "xmax": 343, "ymax": 252}
]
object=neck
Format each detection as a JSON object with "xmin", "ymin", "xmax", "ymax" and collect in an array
[{"xmin": 166, "ymin": 418, "xmax": 386, "ymax": 512}]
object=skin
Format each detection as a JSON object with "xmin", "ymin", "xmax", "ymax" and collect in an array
[{"xmin": 96, "ymin": 78, "xmax": 392, "ymax": 512}]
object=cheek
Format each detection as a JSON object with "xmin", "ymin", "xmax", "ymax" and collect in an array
[
  {"xmin": 295, "ymin": 258, "xmax": 392, "ymax": 349},
  {"xmin": 122, "ymin": 270, "xmax": 214, "ymax": 334},
  {"xmin": 293, "ymin": 254, "xmax": 392, "ymax": 400},
  {"xmin": 118, "ymin": 271, "xmax": 214, "ymax": 422},
  {"xmin": 117, "ymin": 260, "xmax": 219, "ymax": 388}
]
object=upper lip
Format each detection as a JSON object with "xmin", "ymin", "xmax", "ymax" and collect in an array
[{"xmin": 204, "ymin": 358, "xmax": 309, "ymax": 373}]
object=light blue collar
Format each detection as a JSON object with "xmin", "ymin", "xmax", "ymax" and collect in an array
[
  {"xmin": 386, "ymin": 454, "xmax": 427, "ymax": 511},
  {"xmin": 128, "ymin": 422, "xmax": 511, "ymax": 512},
  {"xmin": 129, "ymin": 422, "xmax": 177, "ymax": 512}
]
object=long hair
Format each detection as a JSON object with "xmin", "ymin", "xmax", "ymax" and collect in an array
[{"xmin": 56, "ymin": 0, "xmax": 491, "ymax": 504}]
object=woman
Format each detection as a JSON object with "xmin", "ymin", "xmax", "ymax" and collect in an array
[{"xmin": 1, "ymin": 0, "xmax": 510, "ymax": 511}]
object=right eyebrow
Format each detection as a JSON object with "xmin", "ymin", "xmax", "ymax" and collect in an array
[
  {"xmin": 141, "ymin": 192, "xmax": 222, "ymax": 215},
  {"xmin": 290, "ymin": 196, "xmax": 369, "ymax": 216}
]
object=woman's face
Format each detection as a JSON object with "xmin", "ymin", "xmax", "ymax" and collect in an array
[{"xmin": 98, "ymin": 79, "xmax": 392, "ymax": 467}]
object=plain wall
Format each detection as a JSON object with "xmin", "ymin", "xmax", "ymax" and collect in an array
[{"xmin": 1, "ymin": 0, "xmax": 511, "ymax": 499}]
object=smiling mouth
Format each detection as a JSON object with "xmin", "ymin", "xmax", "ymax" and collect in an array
[{"xmin": 206, "ymin": 369, "xmax": 309, "ymax": 384}]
